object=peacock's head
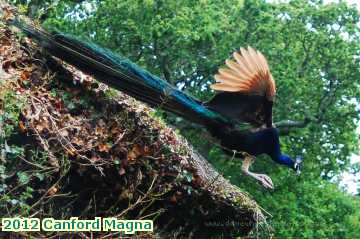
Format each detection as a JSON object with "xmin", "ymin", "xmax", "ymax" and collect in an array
[{"xmin": 294, "ymin": 156, "xmax": 303, "ymax": 175}]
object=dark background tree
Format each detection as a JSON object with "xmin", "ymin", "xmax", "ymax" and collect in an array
[{"xmin": 10, "ymin": 0, "xmax": 360, "ymax": 237}]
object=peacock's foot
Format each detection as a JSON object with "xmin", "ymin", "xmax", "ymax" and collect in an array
[
  {"xmin": 241, "ymin": 154, "xmax": 274, "ymax": 189},
  {"xmin": 250, "ymin": 173, "xmax": 274, "ymax": 189}
]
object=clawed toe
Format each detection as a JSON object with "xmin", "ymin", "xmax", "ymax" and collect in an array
[
  {"xmin": 241, "ymin": 155, "xmax": 274, "ymax": 189},
  {"xmin": 256, "ymin": 174, "xmax": 274, "ymax": 189}
]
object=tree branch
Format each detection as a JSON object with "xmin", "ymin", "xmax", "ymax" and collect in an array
[{"xmin": 275, "ymin": 118, "xmax": 312, "ymax": 135}]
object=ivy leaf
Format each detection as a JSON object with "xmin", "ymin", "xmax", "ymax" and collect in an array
[{"xmin": 17, "ymin": 172, "xmax": 30, "ymax": 185}]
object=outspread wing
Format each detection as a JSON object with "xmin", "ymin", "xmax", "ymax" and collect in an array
[
  {"xmin": 210, "ymin": 46, "xmax": 276, "ymax": 101},
  {"xmin": 207, "ymin": 46, "xmax": 275, "ymax": 128}
]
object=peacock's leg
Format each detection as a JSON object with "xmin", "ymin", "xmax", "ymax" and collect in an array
[{"xmin": 241, "ymin": 154, "xmax": 274, "ymax": 189}]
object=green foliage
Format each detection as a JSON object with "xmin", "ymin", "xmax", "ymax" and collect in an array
[
  {"xmin": 12, "ymin": 0, "xmax": 360, "ymax": 237},
  {"xmin": 0, "ymin": 90, "xmax": 25, "ymax": 167},
  {"xmin": 0, "ymin": 89, "xmax": 32, "ymax": 214}
]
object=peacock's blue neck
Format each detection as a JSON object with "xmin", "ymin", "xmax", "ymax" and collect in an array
[
  {"xmin": 272, "ymin": 154, "xmax": 295, "ymax": 169},
  {"xmin": 256, "ymin": 128, "xmax": 295, "ymax": 169}
]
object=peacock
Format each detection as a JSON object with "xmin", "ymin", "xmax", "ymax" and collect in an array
[{"xmin": 9, "ymin": 19, "xmax": 302, "ymax": 189}]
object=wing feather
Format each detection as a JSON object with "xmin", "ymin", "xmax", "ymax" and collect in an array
[
  {"xmin": 217, "ymin": 69, "xmax": 252, "ymax": 87},
  {"xmin": 233, "ymin": 52, "xmax": 253, "ymax": 77},
  {"xmin": 240, "ymin": 47, "xmax": 257, "ymax": 73},
  {"xmin": 210, "ymin": 83, "xmax": 249, "ymax": 92},
  {"xmin": 225, "ymin": 59, "xmax": 250, "ymax": 78},
  {"xmin": 214, "ymin": 74, "xmax": 243, "ymax": 87},
  {"xmin": 211, "ymin": 46, "xmax": 276, "ymax": 101}
]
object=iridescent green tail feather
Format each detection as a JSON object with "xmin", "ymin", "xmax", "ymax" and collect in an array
[{"xmin": 9, "ymin": 18, "xmax": 231, "ymax": 128}]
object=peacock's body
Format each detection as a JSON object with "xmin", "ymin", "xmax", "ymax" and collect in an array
[{"xmin": 9, "ymin": 18, "xmax": 302, "ymax": 189}]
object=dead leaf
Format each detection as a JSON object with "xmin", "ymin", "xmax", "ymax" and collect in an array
[
  {"xmin": 3, "ymin": 8, "xmax": 14, "ymax": 21},
  {"xmin": 72, "ymin": 137, "xmax": 84, "ymax": 146},
  {"xmin": 18, "ymin": 121, "xmax": 26, "ymax": 133},
  {"xmin": 95, "ymin": 125, "xmax": 106, "ymax": 135},
  {"xmin": 59, "ymin": 129, "xmax": 69, "ymax": 137},
  {"xmin": 143, "ymin": 145, "xmax": 151, "ymax": 156},
  {"xmin": 47, "ymin": 186, "xmax": 58, "ymax": 196},
  {"xmin": 35, "ymin": 123, "xmax": 45, "ymax": 133},
  {"xmin": 98, "ymin": 143, "xmax": 110, "ymax": 153},
  {"xmin": 127, "ymin": 144, "xmax": 142, "ymax": 162},
  {"xmin": 67, "ymin": 148, "xmax": 76, "ymax": 156},
  {"xmin": 20, "ymin": 70, "xmax": 30, "ymax": 81}
]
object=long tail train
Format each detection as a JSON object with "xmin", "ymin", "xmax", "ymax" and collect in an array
[{"xmin": 9, "ymin": 18, "xmax": 231, "ymax": 128}]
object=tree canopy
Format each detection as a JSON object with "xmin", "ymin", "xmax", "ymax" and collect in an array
[{"xmin": 9, "ymin": 0, "xmax": 360, "ymax": 237}]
